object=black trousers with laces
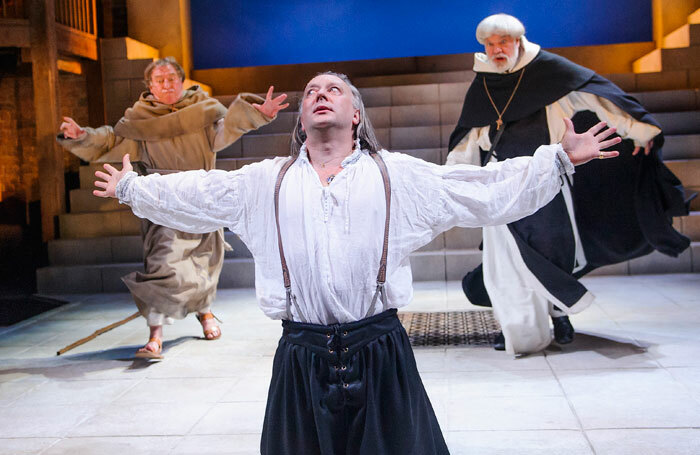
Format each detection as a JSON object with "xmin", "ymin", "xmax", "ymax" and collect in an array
[{"xmin": 260, "ymin": 309, "xmax": 449, "ymax": 455}]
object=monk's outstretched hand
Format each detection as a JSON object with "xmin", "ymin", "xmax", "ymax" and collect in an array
[
  {"xmin": 253, "ymin": 86, "xmax": 290, "ymax": 118},
  {"xmin": 93, "ymin": 153, "xmax": 133, "ymax": 199},
  {"xmin": 561, "ymin": 118, "xmax": 622, "ymax": 166}
]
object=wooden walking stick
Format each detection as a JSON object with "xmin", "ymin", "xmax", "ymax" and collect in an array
[{"xmin": 56, "ymin": 311, "xmax": 141, "ymax": 356}]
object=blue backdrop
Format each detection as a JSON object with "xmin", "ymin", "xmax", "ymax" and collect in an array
[{"xmin": 190, "ymin": 0, "xmax": 652, "ymax": 69}]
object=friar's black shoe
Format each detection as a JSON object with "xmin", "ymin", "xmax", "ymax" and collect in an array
[
  {"xmin": 493, "ymin": 331, "xmax": 506, "ymax": 351},
  {"xmin": 552, "ymin": 315, "xmax": 575, "ymax": 344}
]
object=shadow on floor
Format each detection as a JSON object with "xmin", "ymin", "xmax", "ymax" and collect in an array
[
  {"xmin": 0, "ymin": 336, "xmax": 196, "ymax": 380},
  {"xmin": 545, "ymin": 331, "xmax": 653, "ymax": 359}
]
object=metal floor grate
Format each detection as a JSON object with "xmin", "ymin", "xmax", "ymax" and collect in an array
[{"xmin": 398, "ymin": 311, "xmax": 501, "ymax": 347}]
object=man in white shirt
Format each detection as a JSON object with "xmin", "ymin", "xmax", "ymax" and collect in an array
[
  {"xmin": 447, "ymin": 14, "xmax": 690, "ymax": 355},
  {"xmin": 93, "ymin": 72, "xmax": 619, "ymax": 454}
]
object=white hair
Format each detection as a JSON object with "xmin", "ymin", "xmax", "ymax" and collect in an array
[{"xmin": 475, "ymin": 14, "xmax": 525, "ymax": 44}]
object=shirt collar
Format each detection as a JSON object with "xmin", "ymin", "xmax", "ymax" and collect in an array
[{"xmin": 299, "ymin": 138, "xmax": 364, "ymax": 168}]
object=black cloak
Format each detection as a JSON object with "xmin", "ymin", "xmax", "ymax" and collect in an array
[{"xmin": 450, "ymin": 50, "xmax": 690, "ymax": 309}]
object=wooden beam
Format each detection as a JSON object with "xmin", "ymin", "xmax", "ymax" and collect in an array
[
  {"xmin": 84, "ymin": 51, "xmax": 105, "ymax": 126},
  {"xmin": 56, "ymin": 23, "xmax": 97, "ymax": 60},
  {"xmin": 0, "ymin": 18, "xmax": 30, "ymax": 47},
  {"xmin": 58, "ymin": 58, "xmax": 82, "ymax": 74},
  {"xmin": 29, "ymin": 0, "xmax": 64, "ymax": 241}
]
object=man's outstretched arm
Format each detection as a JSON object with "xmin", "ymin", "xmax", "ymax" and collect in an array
[
  {"xmin": 94, "ymin": 153, "xmax": 247, "ymax": 235},
  {"xmin": 424, "ymin": 119, "xmax": 622, "ymax": 230}
]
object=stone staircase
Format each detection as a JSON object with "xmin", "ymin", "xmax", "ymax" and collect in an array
[{"xmin": 37, "ymin": 47, "xmax": 700, "ymax": 294}]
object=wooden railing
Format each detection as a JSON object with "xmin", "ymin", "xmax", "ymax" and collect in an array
[
  {"xmin": 1, "ymin": 0, "xmax": 97, "ymax": 38},
  {"xmin": 55, "ymin": 0, "xmax": 97, "ymax": 37},
  {"xmin": 0, "ymin": 0, "xmax": 24, "ymax": 18}
]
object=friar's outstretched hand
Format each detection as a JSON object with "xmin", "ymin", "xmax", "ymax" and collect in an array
[
  {"xmin": 560, "ymin": 118, "xmax": 622, "ymax": 166},
  {"xmin": 59, "ymin": 116, "xmax": 85, "ymax": 139},
  {"xmin": 252, "ymin": 86, "xmax": 289, "ymax": 118},
  {"xmin": 93, "ymin": 153, "xmax": 133, "ymax": 199}
]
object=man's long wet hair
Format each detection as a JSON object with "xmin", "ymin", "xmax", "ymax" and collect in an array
[{"xmin": 290, "ymin": 72, "xmax": 382, "ymax": 156}]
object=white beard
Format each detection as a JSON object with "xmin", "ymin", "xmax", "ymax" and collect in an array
[{"xmin": 490, "ymin": 46, "xmax": 520, "ymax": 73}]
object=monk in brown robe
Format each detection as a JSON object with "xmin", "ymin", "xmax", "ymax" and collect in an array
[{"xmin": 57, "ymin": 57, "xmax": 288, "ymax": 359}]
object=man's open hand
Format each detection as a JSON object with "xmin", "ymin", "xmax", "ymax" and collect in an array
[
  {"xmin": 59, "ymin": 117, "xmax": 85, "ymax": 139},
  {"xmin": 561, "ymin": 118, "xmax": 622, "ymax": 166},
  {"xmin": 252, "ymin": 86, "xmax": 289, "ymax": 118},
  {"xmin": 93, "ymin": 153, "xmax": 133, "ymax": 199}
]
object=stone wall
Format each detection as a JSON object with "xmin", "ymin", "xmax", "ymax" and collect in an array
[{"xmin": 0, "ymin": 73, "xmax": 87, "ymax": 207}]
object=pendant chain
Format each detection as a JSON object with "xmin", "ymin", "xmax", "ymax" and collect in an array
[{"xmin": 483, "ymin": 67, "xmax": 525, "ymax": 130}]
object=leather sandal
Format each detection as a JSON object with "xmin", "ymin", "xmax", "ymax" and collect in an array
[
  {"xmin": 135, "ymin": 337, "xmax": 163, "ymax": 360},
  {"xmin": 196, "ymin": 312, "xmax": 222, "ymax": 340}
]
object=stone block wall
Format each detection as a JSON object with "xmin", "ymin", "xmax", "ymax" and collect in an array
[
  {"xmin": 100, "ymin": 38, "xmax": 158, "ymax": 125},
  {"xmin": 0, "ymin": 74, "xmax": 88, "ymax": 206}
]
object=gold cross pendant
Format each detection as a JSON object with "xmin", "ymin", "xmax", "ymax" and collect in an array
[{"xmin": 495, "ymin": 118, "xmax": 503, "ymax": 130}]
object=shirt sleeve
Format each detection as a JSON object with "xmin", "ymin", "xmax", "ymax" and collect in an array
[
  {"xmin": 389, "ymin": 144, "xmax": 573, "ymax": 243},
  {"xmin": 548, "ymin": 91, "xmax": 661, "ymax": 147},
  {"xmin": 116, "ymin": 158, "xmax": 279, "ymax": 236}
]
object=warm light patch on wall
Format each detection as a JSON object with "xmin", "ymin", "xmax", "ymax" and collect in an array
[
  {"xmin": 57, "ymin": 59, "xmax": 82, "ymax": 75},
  {"xmin": 184, "ymin": 78, "xmax": 212, "ymax": 96}
]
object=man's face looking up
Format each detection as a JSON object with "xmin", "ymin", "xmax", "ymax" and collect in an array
[
  {"xmin": 149, "ymin": 64, "xmax": 184, "ymax": 105},
  {"xmin": 300, "ymin": 74, "xmax": 360, "ymax": 136},
  {"xmin": 484, "ymin": 34, "xmax": 520, "ymax": 70}
]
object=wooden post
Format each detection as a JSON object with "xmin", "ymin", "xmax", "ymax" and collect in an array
[{"xmin": 29, "ymin": 0, "xmax": 65, "ymax": 241}]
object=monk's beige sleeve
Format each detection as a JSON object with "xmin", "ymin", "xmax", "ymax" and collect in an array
[
  {"xmin": 547, "ymin": 91, "xmax": 661, "ymax": 147},
  {"xmin": 212, "ymin": 93, "xmax": 274, "ymax": 152},
  {"xmin": 444, "ymin": 126, "xmax": 492, "ymax": 166},
  {"xmin": 56, "ymin": 126, "xmax": 135, "ymax": 162}
]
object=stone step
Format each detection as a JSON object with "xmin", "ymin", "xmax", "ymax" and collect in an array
[
  {"xmin": 216, "ymin": 157, "xmax": 265, "ymax": 171},
  {"xmin": 59, "ymin": 210, "xmax": 141, "ymax": 239},
  {"xmin": 69, "ymin": 188, "xmax": 126, "ymax": 213},
  {"xmin": 50, "ymin": 200, "xmax": 698, "ymax": 266},
  {"xmin": 217, "ymin": 82, "xmax": 470, "ymax": 111},
  {"xmin": 665, "ymin": 159, "xmax": 700, "ymax": 187},
  {"xmin": 240, "ymin": 133, "xmax": 290, "ymax": 158},
  {"xmin": 79, "ymin": 162, "xmax": 126, "ymax": 189},
  {"xmin": 354, "ymin": 70, "xmax": 474, "ymax": 88},
  {"xmin": 681, "ymin": 211, "xmax": 700, "ymax": 240},
  {"xmin": 665, "ymin": 159, "xmax": 700, "ymax": 211},
  {"xmin": 37, "ymin": 241, "xmax": 700, "ymax": 294},
  {"xmin": 634, "ymin": 46, "xmax": 700, "ymax": 73},
  {"xmin": 36, "ymin": 258, "xmax": 257, "ymax": 294},
  {"xmin": 77, "ymin": 90, "xmax": 697, "ymax": 178},
  {"xmin": 101, "ymin": 37, "xmax": 159, "ymax": 60},
  {"xmin": 391, "ymin": 148, "xmax": 446, "ymax": 165},
  {"xmin": 663, "ymin": 134, "xmax": 700, "ymax": 160},
  {"xmin": 47, "ymin": 231, "xmax": 254, "ymax": 266},
  {"xmin": 633, "ymin": 89, "xmax": 700, "ymax": 113},
  {"xmin": 49, "ymin": 224, "xmax": 481, "ymax": 267},
  {"xmin": 654, "ymin": 111, "xmax": 700, "ymax": 135},
  {"xmin": 586, "ymin": 70, "xmax": 698, "ymax": 92},
  {"xmin": 234, "ymin": 124, "xmax": 451, "ymax": 158},
  {"xmin": 691, "ymin": 8, "xmax": 700, "ymax": 24},
  {"xmin": 662, "ymin": 23, "xmax": 700, "ymax": 49}
]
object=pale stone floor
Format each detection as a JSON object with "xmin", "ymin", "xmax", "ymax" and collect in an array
[{"xmin": 1, "ymin": 274, "xmax": 700, "ymax": 454}]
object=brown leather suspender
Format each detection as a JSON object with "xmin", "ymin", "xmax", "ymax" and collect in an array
[{"xmin": 273, "ymin": 151, "xmax": 392, "ymax": 321}]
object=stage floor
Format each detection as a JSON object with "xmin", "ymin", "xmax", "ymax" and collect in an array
[{"xmin": 1, "ymin": 274, "xmax": 699, "ymax": 454}]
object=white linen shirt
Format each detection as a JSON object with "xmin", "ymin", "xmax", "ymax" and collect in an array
[{"xmin": 117, "ymin": 143, "xmax": 573, "ymax": 325}]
